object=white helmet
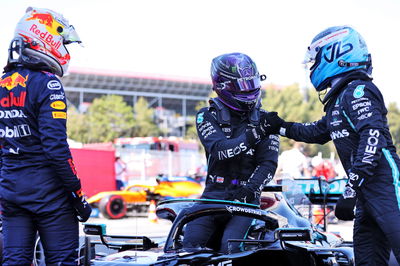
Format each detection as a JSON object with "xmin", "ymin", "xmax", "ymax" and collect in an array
[{"xmin": 7, "ymin": 7, "xmax": 81, "ymax": 77}]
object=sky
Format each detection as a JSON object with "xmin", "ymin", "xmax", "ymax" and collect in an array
[{"xmin": 1, "ymin": 0, "xmax": 400, "ymax": 105}]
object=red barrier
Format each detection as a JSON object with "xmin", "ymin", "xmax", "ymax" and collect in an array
[{"xmin": 71, "ymin": 148, "xmax": 116, "ymax": 197}]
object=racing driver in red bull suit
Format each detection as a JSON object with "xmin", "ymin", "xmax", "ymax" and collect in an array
[
  {"xmin": 268, "ymin": 26, "xmax": 400, "ymax": 265},
  {"xmin": 0, "ymin": 7, "xmax": 91, "ymax": 265},
  {"xmin": 182, "ymin": 52, "xmax": 280, "ymax": 253}
]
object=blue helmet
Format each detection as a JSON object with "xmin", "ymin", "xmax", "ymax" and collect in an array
[
  {"xmin": 210, "ymin": 52, "xmax": 265, "ymax": 112},
  {"xmin": 304, "ymin": 26, "xmax": 371, "ymax": 91}
]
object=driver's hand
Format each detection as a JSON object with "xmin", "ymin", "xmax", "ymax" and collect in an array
[
  {"xmin": 343, "ymin": 185, "xmax": 357, "ymax": 199},
  {"xmin": 225, "ymin": 187, "xmax": 255, "ymax": 203}
]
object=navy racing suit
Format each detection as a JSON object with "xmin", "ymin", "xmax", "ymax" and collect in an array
[
  {"xmin": 183, "ymin": 98, "xmax": 279, "ymax": 253},
  {"xmin": 280, "ymin": 72, "xmax": 400, "ymax": 265},
  {"xmin": 0, "ymin": 67, "xmax": 82, "ymax": 265}
]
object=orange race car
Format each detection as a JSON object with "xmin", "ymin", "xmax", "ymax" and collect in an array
[{"xmin": 87, "ymin": 176, "xmax": 204, "ymax": 219}]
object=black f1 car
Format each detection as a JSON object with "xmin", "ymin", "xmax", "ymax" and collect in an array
[{"xmin": 81, "ymin": 180, "xmax": 354, "ymax": 266}]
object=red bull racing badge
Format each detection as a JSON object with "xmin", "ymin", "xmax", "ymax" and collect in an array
[{"xmin": 0, "ymin": 73, "xmax": 29, "ymax": 90}]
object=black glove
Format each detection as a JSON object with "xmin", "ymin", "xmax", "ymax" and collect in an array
[
  {"xmin": 70, "ymin": 190, "xmax": 92, "ymax": 222},
  {"xmin": 262, "ymin": 112, "xmax": 285, "ymax": 135},
  {"xmin": 256, "ymin": 112, "xmax": 289, "ymax": 137},
  {"xmin": 225, "ymin": 187, "xmax": 255, "ymax": 203},
  {"xmin": 335, "ymin": 194, "xmax": 356, "ymax": 221},
  {"xmin": 343, "ymin": 171, "xmax": 364, "ymax": 199}
]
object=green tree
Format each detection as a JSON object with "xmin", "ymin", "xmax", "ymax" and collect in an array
[
  {"xmin": 387, "ymin": 102, "xmax": 400, "ymax": 151},
  {"xmin": 85, "ymin": 95, "xmax": 135, "ymax": 143},
  {"xmin": 67, "ymin": 105, "xmax": 90, "ymax": 143},
  {"xmin": 262, "ymin": 84, "xmax": 334, "ymax": 157},
  {"xmin": 131, "ymin": 97, "xmax": 162, "ymax": 137}
]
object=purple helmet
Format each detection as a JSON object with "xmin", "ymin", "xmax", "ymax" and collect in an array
[{"xmin": 211, "ymin": 52, "xmax": 264, "ymax": 112}]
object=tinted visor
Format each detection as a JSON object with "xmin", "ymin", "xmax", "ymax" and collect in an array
[
  {"xmin": 233, "ymin": 88, "xmax": 260, "ymax": 102},
  {"xmin": 227, "ymin": 75, "xmax": 261, "ymax": 92},
  {"xmin": 62, "ymin": 25, "xmax": 82, "ymax": 44}
]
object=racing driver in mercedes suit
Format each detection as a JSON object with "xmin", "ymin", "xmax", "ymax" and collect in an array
[
  {"xmin": 268, "ymin": 26, "xmax": 400, "ymax": 265},
  {"xmin": 183, "ymin": 52, "xmax": 280, "ymax": 253},
  {"xmin": 0, "ymin": 7, "xmax": 91, "ymax": 265}
]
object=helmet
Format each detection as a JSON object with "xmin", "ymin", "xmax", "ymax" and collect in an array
[
  {"xmin": 7, "ymin": 7, "xmax": 81, "ymax": 77},
  {"xmin": 210, "ymin": 52, "xmax": 265, "ymax": 112},
  {"xmin": 304, "ymin": 26, "xmax": 371, "ymax": 91}
]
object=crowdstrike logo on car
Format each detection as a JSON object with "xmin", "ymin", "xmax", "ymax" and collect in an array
[{"xmin": 225, "ymin": 205, "xmax": 262, "ymax": 216}]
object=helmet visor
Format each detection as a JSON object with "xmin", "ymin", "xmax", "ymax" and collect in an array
[
  {"xmin": 219, "ymin": 75, "xmax": 261, "ymax": 92},
  {"xmin": 233, "ymin": 88, "xmax": 260, "ymax": 102},
  {"xmin": 62, "ymin": 25, "xmax": 81, "ymax": 44}
]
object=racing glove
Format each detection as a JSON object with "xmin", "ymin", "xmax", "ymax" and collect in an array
[
  {"xmin": 263, "ymin": 112, "xmax": 294, "ymax": 136},
  {"xmin": 70, "ymin": 189, "xmax": 92, "ymax": 222},
  {"xmin": 343, "ymin": 171, "xmax": 364, "ymax": 199},
  {"xmin": 225, "ymin": 187, "xmax": 255, "ymax": 203},
  {"xmin": 246, "ymin": 112, "xmax": 284, "ymax": 143}
]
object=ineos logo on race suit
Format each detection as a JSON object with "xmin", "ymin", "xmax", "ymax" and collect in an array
[
  {"xmin": 330, "ymin": 129, "xmax": 349, "ymax": 140},
  {"xmin": 218, "ymin": 142, "xmax": 247, "ymax": 160},
  {"xmin": 362, "ymin": 129, "xmax": 379, "ymax": 164},
  {"xmin": 0, "ymin": 125, "xmax": 31, "ymax": 138},
  {"xmin": 246, "ymin": 148, "xmax": 255, "ymax": 156}
]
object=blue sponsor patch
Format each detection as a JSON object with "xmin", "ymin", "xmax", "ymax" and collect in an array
[
  {"xmin": 197, "ymin": 112, "xmax": 204, "ymax": 123},
  {"xmin": 353, "ymin": 85, "xmax": 365, "ymax": 98}
]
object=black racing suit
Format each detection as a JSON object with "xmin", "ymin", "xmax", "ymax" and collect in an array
[
  {"xmin": 183, "ymin": 98, "xmax": 279, "ymax": 253},
  {"xmin": 0, "ymin": 66, "xmax": 82, "ymax": 265},
  {"xmin": 281, "ymin": 72, "xmax": 400, "ymax": 265}
]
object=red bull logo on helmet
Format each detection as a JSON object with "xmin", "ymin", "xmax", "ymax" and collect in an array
[
  {"xmin": 29, "ymin": 24, "xmax": 62, "ymax": 50},
  {"xmin": 26, "ymin": 12, "xmax": 54, "ymax": 27},
  {"xmin": 26, "ymin": 10, "xmax": 64, "ymax": 42},
  {"xmin": 0, "ymin": 73, "xmax": 29, "ymax": 90}
]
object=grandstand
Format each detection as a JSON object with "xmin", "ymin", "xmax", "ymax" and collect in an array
[{"xmin": 62, "ymin": 67, "xmax": 212, "ymax": 117}]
